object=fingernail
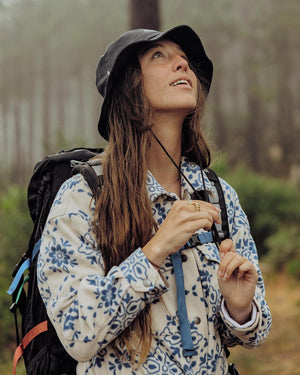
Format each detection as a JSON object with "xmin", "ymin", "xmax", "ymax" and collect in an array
[
  {"xmin": 217, "ymin": 270, "xmax": 222, "ymax": 278},
  {"xmin": 224, "ymin": 273, "xmax": 228, "ymax": 280},
  {"xmin": 220, "ymin": 252, "xmax": 225, "ymax": 259}
]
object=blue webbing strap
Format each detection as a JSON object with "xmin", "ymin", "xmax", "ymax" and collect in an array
[
  {"xmin": 7, "ymin": 259, "xmax": 31, "ymax": 296},
  {"xmin": 181, "ymin": 231, "xmax": 213, "ymax": 250},
  {"xmin": 7, "ymin": 239, "xmax": 42, "ymax": 296},
  {"xmin": 171, "ymin": 231, "xmax": 214, "ymax": 357},
  {"xmin": 31, "ymin": 238, "xmax": 41, "ymax": 261},
  {"xmin": 171, "ymin": 252, "xmax": 197, "ymax": 357}
]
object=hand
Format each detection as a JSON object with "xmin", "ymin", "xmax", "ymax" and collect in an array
[
  {"xmin": 217, "ymin": 239, "xmax": 258, "ymax": 324},
  {"xmin": 142, "ymin": 200, "xmax": 221, "ymax": 267}
]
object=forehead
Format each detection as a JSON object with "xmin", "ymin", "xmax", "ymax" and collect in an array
[{"xmin": 139, "ymin": 39, "xmax": 186, "ymax": 56}]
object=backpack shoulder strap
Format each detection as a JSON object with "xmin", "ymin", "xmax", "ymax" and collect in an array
[
  {"xmin": 71, "ymin": 157, "xmax": 103, "ymax": 199},
  {"xmin": 71, "ymin": 162, "xmax": 230, "ymax": 241},
  {"xmin": 204, "ymin": 168, "xmax": 230, "ymax": 241}
]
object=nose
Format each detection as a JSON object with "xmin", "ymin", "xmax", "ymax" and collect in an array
[{"xmin": 172, "ymin": 54, "xmax": 189, "ymax": 72}]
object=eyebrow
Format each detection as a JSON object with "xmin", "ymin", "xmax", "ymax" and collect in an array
[{"xmin": 140, "ymin": 41, "xmax": 186, "ymax": 56}]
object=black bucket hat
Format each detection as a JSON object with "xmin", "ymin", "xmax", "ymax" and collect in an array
[{"xmin": 96, "ymin": 25, "xmax": 213, "ymax": 140}]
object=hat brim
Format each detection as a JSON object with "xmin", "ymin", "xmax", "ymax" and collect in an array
[{"xmin": 98, "ymin": 25, "xmax": 213, "ymax": 141}]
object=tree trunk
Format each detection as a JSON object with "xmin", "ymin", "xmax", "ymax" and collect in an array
[
  {"xmin": 211, "ymin": 72, "xmax": 227, "ymax": 150},
  {"xmin": 12, "ymin": 98, "xmax": 22, "ymax": 183},
  {"xmin": 245, "ymin": 69, "xmax": 261, "ymax": 172},
  {"xmin": 129, "ymin": 0, "xmax": 160, "ymax": 30},
  {"xmin": 0, "ymin": 99, "xmax": 9, "ymax": 164},
  {"xmin": 27, "ymin": 91, "xmax": 35, "ymax": 167},
  {"xmin": 275, "ymin": 36, "xmax": 296, "ymax": 174},
  {"xmin": 41, "ymin": 47, "xmax": 51, "ymax": 154},
  {"xmin": 77, "ymin": 68, "xmax": 85, "ymax": 141},
  {"xmin": 56, "ymin": 74, "xmax": 66, "ymax": 137}
]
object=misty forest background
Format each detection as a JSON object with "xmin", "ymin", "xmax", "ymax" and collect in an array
[{"xmin": 0, "ymin": 0, "xmax": 300, "ymax": 374}]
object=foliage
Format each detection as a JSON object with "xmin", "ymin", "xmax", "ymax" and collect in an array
[
  {"xmin": 214, "ymin": 156, "xmax": 300, "ymax": 277},
  {"xmin": 265, "ymin": 226, "xmax": 300, "ymax": 279},
  {"xmin": 0, "ymin": 185, "xmax": 32, "ymax": 361},
  {"xmin": 0, "ymin": 262, "xmax": 16, "ymax": 362},
  {"xmin": 0, "ymin": 357, "xmax": 26, "ymax": 375},
  {"xmin": 0, "ymin": 185, "xmax": 33, "ymax": 269}
]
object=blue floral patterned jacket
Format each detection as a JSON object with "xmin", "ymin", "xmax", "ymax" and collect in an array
[{"xmin": 37, "ymin": 157, "xmax": 271, "ymax": 374}]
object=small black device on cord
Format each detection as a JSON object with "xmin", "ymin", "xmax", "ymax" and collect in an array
[{"xmin": 151, "ymin": 131, "xmax": 221, "ymax": 246}]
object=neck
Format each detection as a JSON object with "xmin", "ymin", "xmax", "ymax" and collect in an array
[{"xmin": 147, "ymin": 113, "xmax": 184, "ymax": 197}]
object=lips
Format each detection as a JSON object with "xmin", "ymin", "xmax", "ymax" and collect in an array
[{"xmin": 170, "ymin": 78, "xmax": 192, "ymax": 88}]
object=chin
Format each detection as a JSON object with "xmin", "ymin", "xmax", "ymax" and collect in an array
[
  {"xmin": 176, "ymin": 103, "xmax": 197, "ymax": 114},
  {"xmin": 173, "ymin": 98, "xmax": 197, "ymax": 112}
]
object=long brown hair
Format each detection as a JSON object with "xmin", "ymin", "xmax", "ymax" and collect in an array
[{"xmin": 92, "ymin": 51, "xmax": 210, "ymax": 364}]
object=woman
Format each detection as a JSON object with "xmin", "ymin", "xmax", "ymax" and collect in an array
[{"xmin": 37, "ymin": 25, "xmax": 271, "ymax": 374}]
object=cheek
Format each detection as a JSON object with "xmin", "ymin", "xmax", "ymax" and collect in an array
[
  {"xmin": 193, "ymin": 75, "xmax": 199, "ymax": 93},
  {"xmin": 142, "ymin": 73, "xmax": 160, "ymax": 103}
]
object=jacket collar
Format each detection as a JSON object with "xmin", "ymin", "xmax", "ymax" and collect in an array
[{"xmin": 147, "ymin": 156, "xmax": 215, "ymax": 203}]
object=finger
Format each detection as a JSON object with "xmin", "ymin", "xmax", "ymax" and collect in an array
[
  {"xmin": 189, "ymin": 212, "xmax": 214, "ymax": 231},
  {"xmin": 237, "ymin": 261, "xmax": 259, "ymax": 283},
  {"xmin": 196, "ymin": 217, "xmax": 214, "ymax": 231},
  {"xmin": 219, "ymin": 239, "xmax": 235, "ymax": 259},
  {"xmin": 189, "ymin": 200, "xmax": 221, "ymax": 213},
  {"xmin": 188, "ymin": 200, "xmax": 221, "ymax": 224},
  {"xmin": 218, "ymin": 253, "xmax": 246, "ymax": 280},
  {"xmin": 208, "ymin": 208, "xmax": 222, "ymax": 224}
]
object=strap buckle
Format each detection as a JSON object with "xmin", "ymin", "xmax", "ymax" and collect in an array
[{"xmin": 181, "ymin": 231, "xmax": 214, "ymax": 250}]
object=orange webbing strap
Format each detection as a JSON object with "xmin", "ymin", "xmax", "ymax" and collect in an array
[
  {"xmin": 13, "ymin": 320, "xmax": 48, "ymax": 375},
  {"xmin": 13, "ymin": 346, "xmax": 23, "ymax": 375}
]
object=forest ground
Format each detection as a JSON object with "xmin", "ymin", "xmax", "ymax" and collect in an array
[{"xmin": 230, "ymin": 268, "xmax": 300, "ymax": 375}]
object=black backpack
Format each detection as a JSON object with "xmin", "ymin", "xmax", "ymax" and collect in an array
[
  {"xmin": 7, "ymin": 147, "xmax": 103, "ymax": 375},
  {"xmin": 7, "ymin": 147, "xmax": 229, "ymax": 375}
]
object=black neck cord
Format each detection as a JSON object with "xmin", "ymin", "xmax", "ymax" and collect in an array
[
  {"xmin": 151, "ymin": 131, "xmax": 202, "ymax": 200},
  {"xmin": 151, "ymin": 130, "xmax": 221, "ymax": 245}
]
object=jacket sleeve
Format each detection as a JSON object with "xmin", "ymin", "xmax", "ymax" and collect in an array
[
  {"xmin": 37, "ymin": 174, "xmax": 168, "ymax": 362},
  {"xmin": 217, "ymin": 178, "xmax": 272, "ymax": 348}
]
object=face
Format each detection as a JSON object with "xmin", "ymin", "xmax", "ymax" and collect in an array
[{"xmin": 138, "ymin": 40, "xmax": 198, "ymax": 118}]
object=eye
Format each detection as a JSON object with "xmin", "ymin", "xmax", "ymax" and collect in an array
[{"xmin": 152, "ymin": 50, "xmax": 164, "ymax": 59}]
